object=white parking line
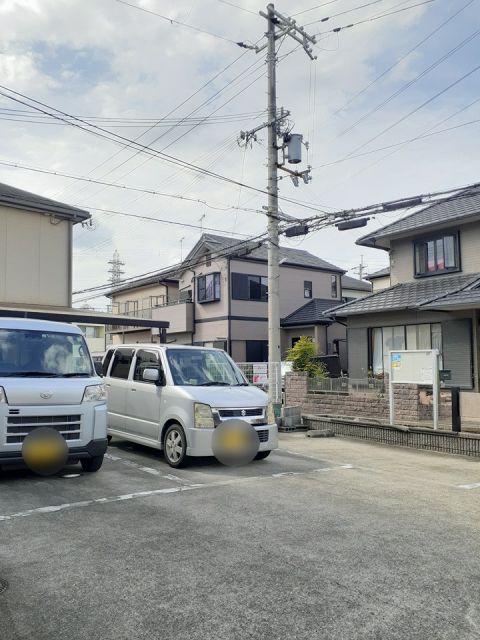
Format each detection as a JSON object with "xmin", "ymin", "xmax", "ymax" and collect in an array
[
  {"xmin": 0, "ymin": 464, "xmax": 353, "ymax": 522},
  {"xmin": 105, "ymin": 452, "xmax": 177, "ymax": 479},
  {"xmin": 457, "ymin": 482, "xmax": 480, "ymax": 490}
]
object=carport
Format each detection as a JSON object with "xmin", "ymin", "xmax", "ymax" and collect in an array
[{"xmin": 0, "ymin": 304, "xmax": 169, "ymax": 342}]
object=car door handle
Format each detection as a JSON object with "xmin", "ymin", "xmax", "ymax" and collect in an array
[{"xmin": 130, "ymin": 388, "xmax": 136, "ymax": 392}]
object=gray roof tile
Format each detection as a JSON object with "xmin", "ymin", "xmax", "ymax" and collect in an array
[
  {"xmin": 282, "ymin": 298, "xmax": 336, "ymax": 326},
  {"xmin": 421, "ymin": 287, "xmax": 480, "ymax": 310},
  {"xmin": 197, "ymin": 233, "xmax": 345, "ymax": 273},
  {"xmin": 0, "ymin": 181, "xmax": 90, "ymax": 222},
  {"xmin": 327, "ymin": 272, "xmax": 480, "ymax": 317},
  {"xmin": 358, "ymin": 185, "xmax": 480, "ymax": 249},
  {"xmin": 341, "ymin": 275, "xmax": 372, "ymax": 291},
  {"xmin": 367, "ymin": 267, "xmax": 390, "ymax": 279}
]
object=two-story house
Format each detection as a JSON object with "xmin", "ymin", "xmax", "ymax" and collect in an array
[
  {"xmin": 329, "ymin": 186, "xmax": 480, "ymax": 411},
  {"xmin": 0, "ymin": 181, "xmax": 169, "ymax": 337},
  {"xmin": 108, "ymin": 233, "xmax": 369, "ymax": 366}
]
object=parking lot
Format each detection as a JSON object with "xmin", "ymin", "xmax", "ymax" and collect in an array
[{"xmin": 2, "ymin": 434, "xmax": 480, "ymax": 640}]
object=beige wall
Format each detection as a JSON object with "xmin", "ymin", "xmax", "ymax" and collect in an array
[
  {"xmin": 390, "ymin": 220, "xmax": 480, "ymax": 285},
  {"xmin": 371, "ymin": 275, "xmax": 391, "ymax": 291},
  {"xmin": 0, "ymin": 205, "xmax": 70, "ymax": 306},
  {"xmin": 180, "ymin": 259, "xmax": 230, "ymax": 321},
  {"xmin": 152, "ymin": 302, "xmax": 193, "ymax": 334},
  {"xmin": 230, "ymin": 258, "xmax": 341, "ymax": 318},
  {"xmin": 111, "ymin": 282, "xmax": 175, "ymax": 309},
  {"xmin": 342, "ymin": 287, "xmax": 370, "ymax": 300},
  {"xmin": 193, "ymin": 319, "xmax": 229, "ymax": 345}
]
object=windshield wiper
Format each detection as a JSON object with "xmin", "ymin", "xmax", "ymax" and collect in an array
[
  {"xmin": 13, "ymin": 371, "xmax": 58, "ymax": 377},
  {"xmin": 235, "ymin": 383, "xmax": 249, "ymax": 386},
  {"xmin": 60, "ymin": 373, "xmax": 91, "ymax": 378},
  {"xmin": 199, "ymin": 381, "xmax": 231, "ymax": 386}
]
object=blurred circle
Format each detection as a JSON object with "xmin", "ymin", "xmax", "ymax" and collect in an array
[
  {"xmin": 212, "ymin": 419, "xmax": 259, "ymax": 466},
  {"xmin": 22, "ymin": 427, "xmax": 68, "ymax": 476}
]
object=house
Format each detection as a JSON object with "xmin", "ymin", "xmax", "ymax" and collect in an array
[
  {"xmin": 341, "ymin": 275, "xmax": 372, "ymax": 300},
  {"xmin": 0, "ymin": 181, "xmax": 169, "ymax": 337},
  {"xmin": 75, "ymin": 323, "xmax": 108, "ymax": 356},
  {"xmin": 328, "ymin": 186, "xmax": 480, "ymax": 411},
  {"xmin": 107, "ymin": 233, "xmax": 370, "ymax": 362},
  {"xmin": 366, "ymin": 267, "xmax": 391, "ymax": 292}
]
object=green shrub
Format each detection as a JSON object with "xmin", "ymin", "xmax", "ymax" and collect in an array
[{"xmin": 286, "ymin": 336, "xmax": 328, "ymax": 378}]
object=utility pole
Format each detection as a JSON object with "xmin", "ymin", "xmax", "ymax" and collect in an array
[
  {"xmin": 353, "ymin": 255, "xmax": 368, "ymax": 280},
  {"xmin": 266, "ymin": 3, "xmax": 281, "ymax": 406}
]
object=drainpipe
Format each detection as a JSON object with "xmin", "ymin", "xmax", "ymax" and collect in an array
[
  {"xmin": 191, "ymin": 269, "xmax": 196, "ymax": 346},
  {"xmin": 227, "ymin": 257, "xmax": 232, "ymax": 356}
]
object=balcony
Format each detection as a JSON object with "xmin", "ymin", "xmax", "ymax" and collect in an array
[{"xmin": 152, "ymin": 301, "xmax": 194, "ymax": 334}]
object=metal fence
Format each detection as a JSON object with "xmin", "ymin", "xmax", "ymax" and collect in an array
[
  {"xmin": 236, "ymin": 362, "xmax": 283, "ymax": 403},
  {"xmin": 307, "ymin": 377, "xmax": 386, "ymax": 394}
]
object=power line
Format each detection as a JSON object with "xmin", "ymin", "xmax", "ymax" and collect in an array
[
  {"xmin": 343, "ymin": 63, "xmax": 480, "ymax": 158},
  {"xmin": 114, "ymin": 0, "xmax": 239, "ymax": 44},
  {"xmin": 0, "ymin": 158, "xmax": 267, "ymax": 214},
  {"xmin": 304, "ymin": 0, "xmax": 391, "ymax": 25},
  {"xmin": 312, "ymin": 0, "xmax": 439, "ymax": 38},
  {"xmin": 217, "ymin": 0, "xmax": 258, "ymax": 16},
  {"xmin": 292, "ymin": 1, "xmax": 342, "ymax": 18},
  {"xmin": 334, "ymin": 27, "xmax": 480, "ymax": 139},
  {"xmin": 0, "ymin": 85, "xmax": 329, "ymax": 216},
  {"xmin": 330, "ymin": 0, "xmax": 476, "ymax": 117},
  {"xmin": 88, "ymin": 206, "xmax": 251, "ymax": 236},
  {"xmin": 316, "ymin": 117, "xmax": 480, "ymax": 167}
]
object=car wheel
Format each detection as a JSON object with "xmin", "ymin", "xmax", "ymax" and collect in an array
[
  {"xmin": 81, "ymin": 455, "xmax": 104, "ymax": 472},
  {"xmin": 107, "ymin": 435, "xmax": 112, "ymax": 444},
  {"xmin": 254, "ymin": 450, "xmax": 271, "ymax": 461},
  {"xmin": 164, "ymin": 424, "xmax": 188, "ymax": 468}
]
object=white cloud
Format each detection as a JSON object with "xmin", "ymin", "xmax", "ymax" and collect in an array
[{"xmin": 0, "ymin": 0, "xmax": 478, "ymax": 306}]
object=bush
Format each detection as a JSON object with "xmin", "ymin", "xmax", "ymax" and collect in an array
[{"xmin": 286, "ymin": 336, "xmax": 328, "ymax": 379}]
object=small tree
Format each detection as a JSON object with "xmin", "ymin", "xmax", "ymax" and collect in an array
[{"xmin": 286, "ymin": 336, "xmax": 328, "ymax": 378}]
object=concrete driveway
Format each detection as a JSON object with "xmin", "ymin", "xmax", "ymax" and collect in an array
[{"xmin": 1, "ymin": 434, "xmax": 480, "ymax": 640}]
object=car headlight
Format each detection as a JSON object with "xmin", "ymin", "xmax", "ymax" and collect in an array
[
  {"xmin": 267, "ymin": 402, "xmax": 275, "ymax": 424},
  {"xmin": 0, "ymin": 386, "xmax": 7, "ymax": 404},
  {"xmin": 83, "ymin": 384, "xmax": 107, "ymax": 402},
  {"xmin": 194, "ymin": 403, "xmax": 215, "ymax": 429}
]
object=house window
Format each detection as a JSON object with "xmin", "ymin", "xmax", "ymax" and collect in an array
[
  {"xmin": 414, "ymin": 233, "xmax": 459, "ymax": 276},
  {"xmin": 232, "ymin": 273, "xmax": 268, "ymax": 301},
  {"xmin": 197, "ymin": 273, "xmax": 221, "ymax": 303},
  {"xmin": 370, "ymin": 323, "xmax": 442, "ymax": 376},
  {"xmin": 304, "ymin": 281, "xmax": 312, "ymax": 298},
  {"xmin": 331, "ymin": 275, "xmax": 338, "ymax": 298}
]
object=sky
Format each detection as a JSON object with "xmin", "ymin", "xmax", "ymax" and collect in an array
[{"xmin": 0, "ymin": 0, "xmax": 479, "ymax": 307}]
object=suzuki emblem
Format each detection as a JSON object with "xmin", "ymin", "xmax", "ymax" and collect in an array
[
  {"xmin": 40, "ymin": 392, "xmax": 53, "ymax": 399},
  {"xmin": 241, "ymin": 409, "xmax": 246, "ymax": 417}
]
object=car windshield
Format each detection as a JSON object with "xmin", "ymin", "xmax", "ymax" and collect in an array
[
  {"xmin": 0, "ymin": 329, "xmax": 94, "ymax": 377},
  {"xmin": 166, "ymin": 348, "xmax": 245, "ymax": 386}
]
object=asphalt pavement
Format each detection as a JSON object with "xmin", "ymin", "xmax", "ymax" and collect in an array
[{"xmin": 1, "ymin": 434, "xmax": 480, "ymax": 640}]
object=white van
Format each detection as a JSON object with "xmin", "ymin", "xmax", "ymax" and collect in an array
[
  {"xmin": 102, "ymin": 344, "xmax": 278, "ymax": 467},
  {"xmin": 0, "ymin": 318, "xmax": 107, "ymax": 472}
]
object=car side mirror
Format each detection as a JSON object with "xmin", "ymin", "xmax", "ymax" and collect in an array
[
  {"xmin": 94, "ymin": 361, "xmax": 103, "ymax": 377},
  {"xmin": 143, "ymin": 368, "xmax": 166, "ymax": 386}
]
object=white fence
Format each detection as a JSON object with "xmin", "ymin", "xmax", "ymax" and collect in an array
[{"xmin": 236, "ymin": 362, "xmax": 283, "ymax": 403}]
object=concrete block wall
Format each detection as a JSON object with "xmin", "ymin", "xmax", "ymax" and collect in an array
[{"xmin": 285, "ymin": 373, "xmax": 452, "ymax": 425}]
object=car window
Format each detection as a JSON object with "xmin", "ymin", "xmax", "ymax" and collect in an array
[
  {"xmin": 109, "ymin": 349, "xmax": 134, "ymax": 380},
  {"xmin": 102, "ymin": 349, "xmax": 115, "ymax": 376},
  {"xmin": 133, "ymin": 349, "xmax": 161, "ymax": 383}
]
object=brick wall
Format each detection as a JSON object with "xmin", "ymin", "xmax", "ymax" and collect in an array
[{"xmin": 285, "ymin": 373, "xmax": 452, "ymax": 425}]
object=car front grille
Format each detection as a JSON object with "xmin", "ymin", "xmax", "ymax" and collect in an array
[
  {"xmin": 256, "ymin": 429, "xmax": 269, "ymax": 443},
  {"xmin": 6, "ymin": 414, "xmax": 82, "ymax": 444},
  {"xmin": 218, "ymin": 408, "xmax": 264, "ymax": 418}
]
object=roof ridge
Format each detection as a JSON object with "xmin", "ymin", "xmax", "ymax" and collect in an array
[
  {"xmin": 357, "ymin": 188, "xmax": 480, "ymax": 247},
  {"xmin": 325, "ymin": 282, "xmax": 402, "ymax": 315}
]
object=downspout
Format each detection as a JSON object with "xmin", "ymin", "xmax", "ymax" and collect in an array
[
  {"xmin": 227, "ymin": 257, "xmax": 232, "ymax": 356},
  {"xmin": 191, "ymin": 269, "xmax": 196, "ymax": 346}
]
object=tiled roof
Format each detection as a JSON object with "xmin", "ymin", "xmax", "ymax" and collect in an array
[
  {"xmin": 358, "ymin": 185, "xmax": 480, "ymax": 249},
  {"xmin": 281, "ymin": 298, "xmax": 337, "ymax": 326},
  {"xmin": 421, "ymin": 288, "xmax": 480, "ymax": 310},
  {"xmin": 341, "ymin": 275, "xmax": 372, "ymax": 291},
  {"xmin": 0, "ymin": 182, "xmax": 90, "ymax": 222},
  {"xmin": 327, "ymin": 272, "xmax": 480, "ymax": 317},
  {"xmin": 367, "ymin": 267, "xmax": 390, "ymax": 279},
  {"xmin": 196, "ymin": 233, "xmax": 345, "ymax": 273}
]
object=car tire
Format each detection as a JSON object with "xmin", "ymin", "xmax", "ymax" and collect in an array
[
  {"xmin": 107, "ymin": 435, "xmax": 112, "ymax": 444},
  {"xmin": 164, "ymin": 424, "xmax": 189, "ymax": 468},
  {"xmin": 254, "ymin": 450, "xmax": 271, "ymax": 461},
  {"xmin": 81, "ymin": 455, "xmax": 104, "ymax": 473}
]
